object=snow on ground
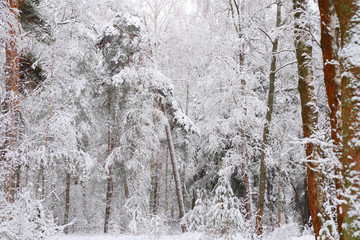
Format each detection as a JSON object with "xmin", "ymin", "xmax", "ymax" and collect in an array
[{"xmin": 49, "ymin": 233, "xmax": 314, "ymax": 240}]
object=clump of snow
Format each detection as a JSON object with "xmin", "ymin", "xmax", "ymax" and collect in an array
[
  {"xmin": 49, "ymin": 232, "xmax": 314, "ymax": 240},
  {"xmin": 0, "ymin": 191, "xmax": 59, "ymax": 240}
]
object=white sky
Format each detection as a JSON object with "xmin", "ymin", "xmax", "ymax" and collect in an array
[{"xmin": 184, "ymin": 0, "xmax": 196, "ymax": 14}]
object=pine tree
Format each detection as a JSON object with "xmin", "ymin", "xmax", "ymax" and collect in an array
[{"xmin": 206, "ymin": 173, "xmax": 244, "ymax": 239}]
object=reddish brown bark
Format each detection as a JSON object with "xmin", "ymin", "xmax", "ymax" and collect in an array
[
  {"xmin": 318, "ymin": 0, "xmax": 343, "ymax": 238},
  {"xmin": 334, "ymin": 1, "xmax": 360, "ymax": 238},
  {"xmin": 293, "ymin": 0, "xmax": 326, "ymax": 238},
  {"xmin": 3, "ymin": 0, "xmax": 25, "ymax": 203}
]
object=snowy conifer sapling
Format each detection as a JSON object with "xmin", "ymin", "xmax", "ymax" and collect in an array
[{"xmin": 206, "ymin": 172, "xmax": 244, "ymax": 239}]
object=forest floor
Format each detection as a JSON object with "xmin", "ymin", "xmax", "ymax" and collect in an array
[{"xmin": 49, "ymin": 232, "xmax": 314, "ymax": 240}]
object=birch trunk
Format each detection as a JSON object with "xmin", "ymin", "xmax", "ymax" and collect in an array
[{"xmin": 334, "ymin": 1, "xmax": 360, "ymax": 238}]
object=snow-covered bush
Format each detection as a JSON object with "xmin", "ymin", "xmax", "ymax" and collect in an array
[
  {"xmin": 263, "ymin": 223, "xmax": 301, "ymax": 240},
  {"xmin": 0, "ymin": 192, "xmax": 59, "ymax": 240},
  {"xmin": 205, "ymin": 175, "xmax": 244, "ymax": 239},
  {"xmin": 182, "ymin": 192, "xmax": 208, "ymax": 232},
  {"xmin": 184, "ymin": 174, "xmax": 244, "ymax": 239}
]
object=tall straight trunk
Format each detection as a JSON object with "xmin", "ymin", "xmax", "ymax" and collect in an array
[
  {"xmin": 229, "ymin": 0, "xmax": 252, "ymax": 221},
  {"xmin": 256, "ymin": 0, "xmax": 281, "ymax": 235},
  {"xmin": 104, "ymin": 165, "xmax": 113, "ymax": 233},
  {"xmin": 164, "ymin": 146, "xmax": 169, "ymax": 225},
  {"xmin": 3, "ymin": 0, "xmax": 25, "ymax": 203},
  {"xmin": 120, "ymin": 162, "xmax": 129, "ymax": 199},
  {"xmin": 303, "ymin": 176, "xmax": 310, "ymax": 226},
  {"xmin": 64, "ymin": 171, "xmax": 71, "ymax": 234},
  {"xmin": 293, "ymin": 0, "xmax": 326, "ymax": 238},
  {"xmin": 334, "ymin": 1, "xmax": 360, "ymax": 239},
  {"xmin": 104, "ymin": 87, "xmax": 114, "ymax": 233},
  {"xmin": 318, "ymin": 0, "xmax": 343, "ymax": 238},
  {"xmin": 241, "ymin": 126, "xmax": 252, "ymax": 220},
  {"xmin": 277, "ymin": 157, "xmax": 282, "ymax": 228},
  {"xmin": 149, "ymin": 152, "xmax": 160, "ymax": 215}
]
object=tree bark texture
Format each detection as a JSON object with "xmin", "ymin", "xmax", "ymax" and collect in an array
[
  {"xmin": 256, "ymin": 1, "xmax": 281, "ymax": 235},
  {"xmin": 293, "ymin": 0, "xmax": 326, "ymax": 238},
  {"xmin": 64, "ymin": 171, "xmax": 71, "ymax": 234},
  {"xmin": 3, "ymin": 0, "xmax": 25, "ymax": 203},
  {"xmin": 104, "ymin": 87, "xmax": 115, "ymax": 233},
  {"xmin": 159, "ymin": 100, "xmax": 186, "ymax": 230},
  {"xmin": 318, "ymin": 0, "xmax": 343, "ymax": 238},
  {"xmin": 165, "ymin": 124, "xmax": 185, "ymax": 221},
  {"xmin": 149, "ymin": 152, "xmax": 160, "ymax": 215},
  {"xmin": 334, "ymin": 1, "xmax": 360, "ymax": 238}
]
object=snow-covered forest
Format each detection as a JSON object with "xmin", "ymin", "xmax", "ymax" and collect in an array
[{"xmin": 1, "ymin": 0, "xmax": 360, "ymax": 239}]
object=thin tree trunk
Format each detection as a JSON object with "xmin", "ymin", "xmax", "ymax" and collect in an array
[
  {"xmin": 64, "ymin": 171, "xmax": 71, "ymax": 234},
  {"xmin": 164, "ymin": 146, "xmax": 169, "ymax": 225},
  {"xmin": 334, "ymin": 1, "xmax": 360, "ymax": 238},
  {"xmin": 104, "ymin": 87, "xmax": 114, "ymax": 233},
  {"xmin": 241, "ymin": 126, "xmax": 252, "ymax": 221},
  {"xmin": 293, "ymin": 0, "xmax": 326, "ymax": 238},
  {"xmin": 159, "ymin": 101, "xmax": 186, "ymax": 231},
  {"xmin": 277, "ymin": 157, "xmax": 282, "ymax": 228},
  {"xmin": 165, "ymin": 124, "xmax": 185, "ymax": 227},
  {"xmin": 149, "ymin": 152, "xmax": 160, "ymax": 215},
  {"xmin": 120, "ymin": 162, "xmax": 130, "ymax": 199},
  {"xmin": 104, "ymin": 165, "xmax": 113, "ymax": 233},
  {"xmin": 318, "ymin": 0, "xmax": 343, "ymax": 238},
  {"xmin": 256, "ymin": 0, "xmax": 281, "ymax": 235}
]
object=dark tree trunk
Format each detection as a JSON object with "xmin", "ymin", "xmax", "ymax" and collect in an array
[
  {"xmin": 64, "ymin": 171, "xmax": 71, "ymax": 234},
  {"xmin": 256, "ymin": 0, "xmax": 281, "ymax": 235}
]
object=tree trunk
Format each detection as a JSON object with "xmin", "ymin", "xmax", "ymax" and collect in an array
[
  {"xmin": 241, "ymin": 126, "xmax": 252, "ymax": 221},
  {"xmin": 149, "ymin": 152, "xmax": 160, "ymax": 215},
  {"xmin": 159, "ymin": 100, "xmax": 186, "ymax": 231},
  {"xmin": 277, "ymin": 157, "xmax": 282, "ymax": 228},
  {"xmin": 256, "ymin": 0, "xmax": 281, "ymax": 235},
  {"xmin": 3, "ymin": 0, "xmax": 25, "ymax": 203},
  {"xmin": 293, "ymin": 0, "xmax": 326, "ymax": 238},
  {"xmin": 120, "ymin": 162, "xmax": 130, "ymax": 199},
  {"xmin": 104, "ymin": 87, "xmax": 115, "ymax": 233},
  {"xmin": 334, "ymin": 1, "xmax": 360, "ymax": 238},
  {"xmin": 104, "ymin": 165, "xmax": 113, "ymax": 233},
  {"xmin": 64, "ymin": 171, "xmax": 71, "ymax": 234},
  {"xmin": 303, "ymin": 176, "xmax": 310, "ymax": 227},
  {"xmin": 165, "ymin": 124, "xmax": 185, "ymax": 228},
  {"xmin": 164, "ymin": 146, "xmax": 169, "ymax": 225},
  {"xmin": 318, "ymin": 0, "xmax": 343, "ymax": 238}
]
